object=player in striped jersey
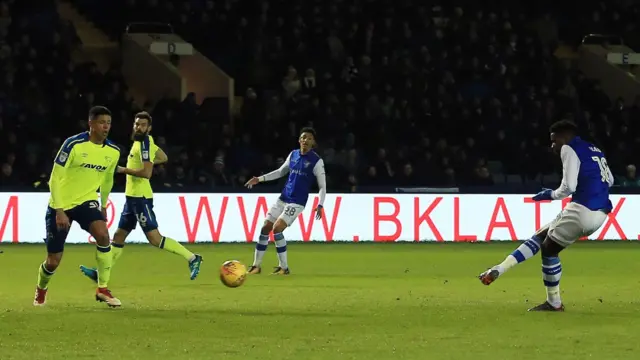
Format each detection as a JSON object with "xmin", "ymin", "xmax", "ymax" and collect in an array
[{"xmin": 479, "ymin": 120, "xmax": 614, "ymax": 312}]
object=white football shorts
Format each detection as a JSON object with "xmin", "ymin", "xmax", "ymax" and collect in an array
[
  {"xmin": 266, "ymin": 199, "xmax": 305, "ymax": 226},
  {"xmin": 546, "ymin": 202, "xmax": 608, "ymax": 247}
]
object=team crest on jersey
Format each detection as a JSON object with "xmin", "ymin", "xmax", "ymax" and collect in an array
[
  {"xmin": 81, "ymin": 153, "xmax": 88, "ymax": 158},
  {"xmin": 105, "ymin": 156, "xmax": 112, "ymax": 162},
  {"xmin": 58, "ymin": 151, "xmax": 68, "ymax": 162},
  {"xmin": 304, "ymin": 161, "xmax": 310, "ymax": 168}
]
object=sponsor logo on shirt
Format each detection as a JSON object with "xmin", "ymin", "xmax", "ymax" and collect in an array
[{"xmin": 80, "ymin": 163, "xmax": 108, "ymax": 171}]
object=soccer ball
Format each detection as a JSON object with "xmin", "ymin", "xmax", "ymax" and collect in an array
[{"xmin": 219, "ymin": 260, "xmax": 247, "ymax": 288}]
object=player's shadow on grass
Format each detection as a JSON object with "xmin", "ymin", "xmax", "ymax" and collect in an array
[
  {"xmin": 249, "ymin": 283, "xmax": 357, "ymax": 289},
  {"xmin": 104, "ymin": 308, "xmax": 359, "ymax": 319},
  {"xmin": 304, "ymin": 273, "xmax": 422, "ymax": 279}
]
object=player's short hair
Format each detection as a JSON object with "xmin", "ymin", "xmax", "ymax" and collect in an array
[
  {"xmin": 549, "ymin": 120, "xmax": 578, "ymax": 135},
  {"xmin": 88, "ymin": 106, "xmax": 111, "ymax": 120},
  {"xmin": 135, "ymin": 111, "xmax": 152, "ymax": 124},
  {"xmin": 300, "ymin": 127, "xmax": 316, "ymax": 138}
]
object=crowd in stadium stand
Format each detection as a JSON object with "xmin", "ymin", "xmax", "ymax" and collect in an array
[{"xmin": 2, "ymin": 0, "xmax": 640, "ymax": 191}]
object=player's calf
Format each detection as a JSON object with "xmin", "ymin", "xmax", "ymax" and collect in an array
[
  {"xmin": 79, "ymin": 235, "xmax": 122, "ymax": 284},
  {"xmin": 151, "ymin": 231, "xmax": 202, "ymax": 280},
  {"xmin": 94, "ymin": 240, "xmax": 113, "ymax": 289},
  {"xmin": 538, "ymin": 237, "xmax": 565, "ymax": 310},
  {"xmin": 272, "ymin": 219, "xmax": 289, "ymax": 271},
  {"xmin": 89, "ymin": 220, "xmax": 121, "ymax": 307},
  {"xmin": 251, "ymin": 221, "xmax": 274, "ymax": 273},
  {"xmin": 79, "ymin": 229, "xmax": 128, "ymax": 284},
  {"xmin": 110, "ymin": 228, "xmax": 128, "ymax": 264}
]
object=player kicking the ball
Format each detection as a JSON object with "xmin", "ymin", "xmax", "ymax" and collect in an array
[
  {"xmin": 244, "ymin": 127, "xmax": 327, "ymax": 275},
  {"xmin": 35, "ymin": 106, "xmax": 122, "ymax": 307},
  {"xmin": 79, "ymin": 112, "xmax": 203, "ymax": 283},
  {"xmin": 478, "ymin": 120, "xmax": 614, "ymax": 311}
]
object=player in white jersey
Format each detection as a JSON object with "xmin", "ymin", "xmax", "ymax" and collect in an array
[
  {"xmin": 244, "ymin": 127, "xmax": 327, "ymax": 275},
  {"xmin": 478, "ymin": 120, "xmax": 614, "ymax": 311}
]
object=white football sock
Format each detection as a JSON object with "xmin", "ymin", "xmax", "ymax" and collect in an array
[
  {"xmin": 546, "ymin": 285, "xmax": 562, "ymax": 308},
  {"xmin": 253, "ymin": 235, "xmax": 269, "ymax": 267}
]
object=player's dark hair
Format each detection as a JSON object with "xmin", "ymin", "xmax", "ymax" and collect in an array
[
  {"xmin": 300, "ymin": 127, "xmax": 316, "ymax": 138},
  {"xmin": 549, "ymin": 120, "xmax": 578, "ymax": 135},
  {"xmin": 135, "ymin": 111, "xmax": 152, "ymax": 125},
  {"xmin": 88, "ymin": 106, "xmax": 112, "ymax": 120}
]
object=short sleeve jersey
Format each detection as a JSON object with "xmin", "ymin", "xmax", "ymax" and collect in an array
[
  {"xmin": 49, "ymin": 132, "xmax": 120, "ymax": 210},
  {"xmin": 125, "ymin": 135, "xmax": 159, "ymax": 198}
]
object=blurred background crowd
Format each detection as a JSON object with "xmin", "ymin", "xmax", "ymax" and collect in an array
[{"xmin": 1, "ymin": 0, "xmax": 640, "ymax": 192}]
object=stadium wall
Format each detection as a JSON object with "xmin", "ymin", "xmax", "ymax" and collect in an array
[{"xmin": 0, "ymin": 193, "xmax": 634, "ymax": 243}]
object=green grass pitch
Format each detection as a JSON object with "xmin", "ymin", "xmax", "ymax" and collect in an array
[{"xmin": 1, "ymin": 242, "xmax": 639, "ymax": 359}]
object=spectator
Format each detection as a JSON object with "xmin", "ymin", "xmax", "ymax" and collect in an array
[
  {"xmin": 619, "ymin": 165, "xmax": 640, "ymax": 187},
  {"xmin": 2, "ymin": 0, "xmax": 639, "ymax": 192},
  {"xmin": 0, "ymin": 163, "xmax": 19, "ymax": 187}
]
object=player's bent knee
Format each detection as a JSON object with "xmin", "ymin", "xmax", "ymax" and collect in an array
[
  {"xmin": 535, "ymin": 228, "xmax": 549, "ymax": 241},
  {"xmin": 112, "ymin": 228, "xmax": 129, "ymax": 245},
  {"xmin": 273, "ymin": 219, "xmax": 288, "ymax": 234},
  {"xmin": 261, "ymin": 221, "xmax": 274, "ymax": 234},
  {"xmin": 89, "ymin": 221, "xmax": 110, "ymax": 244},
  {"xmin": 94, "ymin": 233, "xmax": 110, "ymax": 246},
  {"xmin": 541, "ymin": 238, "xmax": 562, "ymax": 257},
  {"xmin": 145, "ymin": 229, "xmax": 163, "ymax": 246}
]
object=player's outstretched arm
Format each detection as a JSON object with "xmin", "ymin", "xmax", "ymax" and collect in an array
[
  {"xmin": 551, "ymin": 145, "xmax": 579, "ymax": 200},
  {"xmin": 313, "ymin": 159, "xmax": 327, "ymax": 220},
  {"xmin": 117, "ymin": 162, "xmax": 153, "ymax": 179},
  {"xmin": 154, "ymin": 147, "xmax": 168, "ymax": 165},
  {"xmin": 245, "ymin": 152, "xmax": 292, "ymax": 189}
]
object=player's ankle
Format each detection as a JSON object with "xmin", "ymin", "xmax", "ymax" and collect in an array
[{"xmin": 547, "ymin": 300, "xmax": 562, "ymax": 308}]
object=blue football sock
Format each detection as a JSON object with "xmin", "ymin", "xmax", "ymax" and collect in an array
[
  {"xmin": 542, "ymin": 256, "xmax": 562, "ymax": 307},
  {"xmin": 274, "ymin": 232, "xmax": 288, "ymax": 269},
  {"xmin": 495, "ymin": 235, "xmax": 542, "ymax": 274},
  {"xmin": 511, "ymin": 235, "xmax": 542, "ymax": 263}
]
